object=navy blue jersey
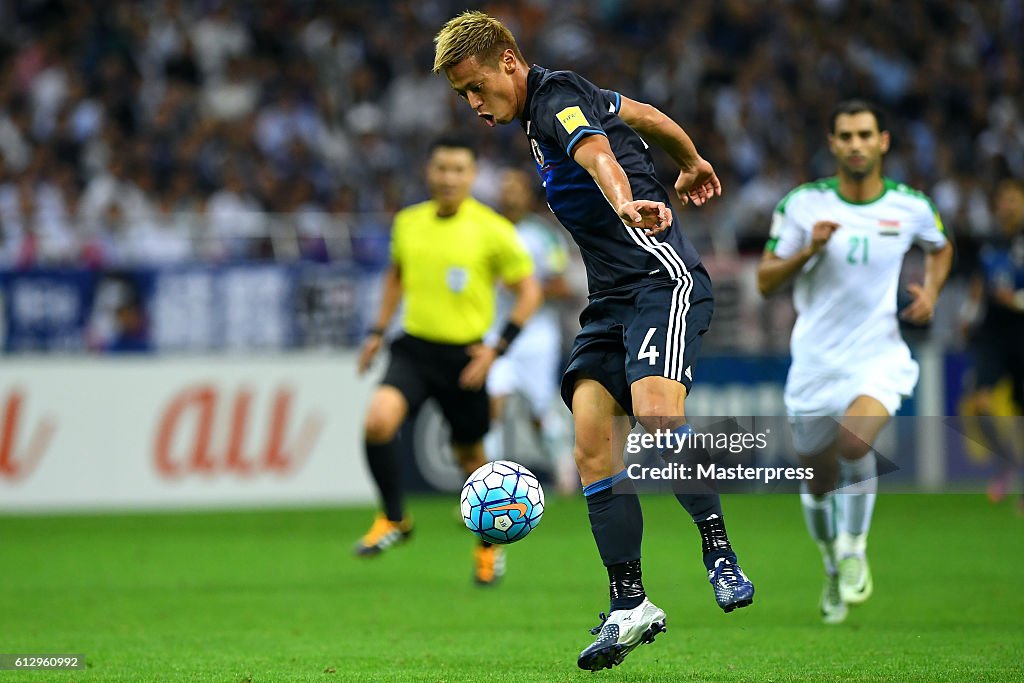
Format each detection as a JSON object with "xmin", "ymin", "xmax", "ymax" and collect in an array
[
  {"xmin": 519, "ymin": 65, "xmax": 702, "ymax": 296},
  {"xmin": 978, "ymin": 230, "xmax": 1024, "ymax": 332}
]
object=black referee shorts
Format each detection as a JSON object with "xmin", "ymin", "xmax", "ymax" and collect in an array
[
  {"xmin": 381, "ymin": 334, "xmax": 490, "ymax": 445},
  {"xmin": 561, "ymin": 265, "xmax": 714, "ymax": 415}
]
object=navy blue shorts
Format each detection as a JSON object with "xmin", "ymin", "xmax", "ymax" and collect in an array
[{"xmin": 560, "ymin": 265, "xmax": 714, "ymax": 415}]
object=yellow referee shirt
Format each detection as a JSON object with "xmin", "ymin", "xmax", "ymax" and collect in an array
[{"xmin": 390, "ymin": 197, "xmax": 534, "ymax": 344}]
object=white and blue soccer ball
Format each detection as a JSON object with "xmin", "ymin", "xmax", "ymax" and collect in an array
[{"xmin": 461, "ymin": 460, "xmax": 544, "ymax": 544}]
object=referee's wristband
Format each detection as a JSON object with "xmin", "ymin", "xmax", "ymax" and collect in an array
[
  {"xmin": 494, "ymin": 321, "xmax": 522, "ymax": 355},
  {"xmin": 368, "ymin": 327, "xmax": 386, "ymax": 337}
]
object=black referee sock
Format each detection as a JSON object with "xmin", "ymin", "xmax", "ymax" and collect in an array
[
  {"xmin": 365, "ymin": 439, "xmax": 404, "ymax": 522},
  {"xmin": 585, "ymin": 471, "xmax": 645, "ymax": 611}
]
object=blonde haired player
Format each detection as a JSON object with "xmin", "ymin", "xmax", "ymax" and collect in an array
[
  {"xmin": 435, "ymin": 11, "xmax": 755, "ymax": 670},
  {"xmin": 758, "ymin": 100, "xmax": 953, "ymax": 623}
]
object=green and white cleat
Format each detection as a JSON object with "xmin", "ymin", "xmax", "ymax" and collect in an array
[
  {"xmin": 821, "ymin": 572, "xmax": 849, "ymax": 624},
  {"xmin": 838, "ymin": 553, "xmax": 873, "ymax": 604}
]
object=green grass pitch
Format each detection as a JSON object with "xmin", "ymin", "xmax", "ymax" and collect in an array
[{"xmin": 1, "ymin": 494, "xmax": 1021, "ymax": 682}]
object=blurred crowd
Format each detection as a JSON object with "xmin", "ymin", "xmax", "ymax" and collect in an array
[{"xmin": 0, "ymin": 0, "xmax": 1022, "ymax": 270}]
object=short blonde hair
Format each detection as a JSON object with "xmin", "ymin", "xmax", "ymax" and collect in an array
[{"xmin": 433, "ymin": 11, "xmax": 524, "ymax": 74}]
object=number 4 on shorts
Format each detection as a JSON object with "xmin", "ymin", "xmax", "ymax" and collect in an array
[{"xmin": 639, "ymin": 327, "xmax": 660, "ymax": 366}]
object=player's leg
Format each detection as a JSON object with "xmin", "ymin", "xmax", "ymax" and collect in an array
[
  {"xmin": 833, "ymin": 394, "xmax": 891, "ymax": 604},
  {"xmin": 967, "ymin": 339, "xmax": 1016, "ymax": 503},
  {"xmin": 439, "ymin": 364, "xmax": 503, "ymax": 586},
  {"xmin": 790, "ymin": 411, "xmax": 845, "ymax": 623},
  {"xmin": 355, "ymin": 365, "xmax": 423, "ymax": 556},
  {"xmin": 572, "ymin": 376, "xmax": 666, "ymax": 671},
  {"xmin": 626, "ymin": 271, "xmax": 754, "ymax": 612},
  {"xmin": 1012, "ymin": 358, "xmax": 1024, "ymax": 515},
  {"xmin": 483, "ymin": 354, "xmax": 514, "ymax": 462},
  {"xmin": 517, "ymin": 337, "xmax": 575, "ymax": 491}
]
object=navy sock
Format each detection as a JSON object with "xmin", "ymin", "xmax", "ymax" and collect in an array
[
  {"xmin": 365, "ymin": 439, "xmax": 403, "ymax": 522},
  {"xmin": 585, "ymin": 470, "xmax": 645, "ymax": 611},
  {"xmin": 662, "ymin": 424, "xmax": 724, "ymax": 522},
  {"xmin": 658, "ymin": 424, "xmax": 734, "ymax": 570},
  {"xmin": 696, "ymin": 513, "xmax": 735, "ymax": 570}
]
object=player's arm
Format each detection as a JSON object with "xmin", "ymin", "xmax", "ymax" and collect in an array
[
  {"xmin": 572, "ymin": 134, "xmax": 672, "ymax": 236},
  {"xmin": 617, "ymin": 95, "xmax": 721, "ymax": 207},
  {"xmin": 459, "ymin": 274, "xmax": 542, "ymax": 390},
  {"xmin": 358, "ymin": 263, "xmax": 402, "ymax": 374},
  {"xmin": 901, "ymin": 240, "xmax": 953, "ymax": 324},
  {"xmin": 757, "ymin": 221, "xmax": 839, "ymax": 296}
]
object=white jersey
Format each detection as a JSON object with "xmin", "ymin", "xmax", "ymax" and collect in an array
[
  {"xmin": 769, "ymin": 177, "xmax": 948, "ymax": 377},
  {"xmin": 491, "ymin": 214, "xmax": 569, "ymax": 346}
]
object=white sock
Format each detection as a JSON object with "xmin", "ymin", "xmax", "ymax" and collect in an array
[
  {"xmin": 838, "ymin": 451, "xmax": 877, "ymax": 547},
  {"xmin": 800, "ymin": 484, "xmax": 837, "ymax": 574},
  {"xmin": 483, "ymin": 424, "xmax": 504, "ymax": 462}
]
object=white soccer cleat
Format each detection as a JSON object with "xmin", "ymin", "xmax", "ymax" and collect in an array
[
  {"xmin": 838, "ymin": 553, "xmax": 873, "ymax": 604},
  {"xmin": 820, "ymin": 572, "xmax": 849, "ymax": 624},
  {"xmin": 577, "ymin": 598, "xmax": 667, "ymax": 671}
]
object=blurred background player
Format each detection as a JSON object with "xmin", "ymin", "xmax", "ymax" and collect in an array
[
  {"xmin": 960, "ymin": 178, "xmax": 1024, "ymax": 512},
  {"xmin": 484, "ymin": 168, "xmax": 577, "ymax": 492},
  {"xmin": 757, "ymin": 99, "xmax": 953, "ymax": 623},
  {"xmin": 354, "ymin": 135, "xmax": 541, "ymax": 585},
  {"xmin": 435, "ymin": 11, "xmax": 755, "ymax": 671}
]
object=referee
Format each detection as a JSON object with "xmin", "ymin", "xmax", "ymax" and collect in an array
[{"xmin": 354, "ymin": 135, "xmax": 542, "ymax": 585}]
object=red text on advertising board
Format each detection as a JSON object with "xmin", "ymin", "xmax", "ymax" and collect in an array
[
  {"xmin": 0, "ymin": 389, "xmax": 56, "ymax": 481},
  {"xmin": 154, "ymin": 384, "xmax": 324, "ymax": 478}
]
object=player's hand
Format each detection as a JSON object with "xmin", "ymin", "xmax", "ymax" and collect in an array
[
  {"xmin": 459, "ymin": 344, "xmax": 499, "ymax": 390},
  {"xmin": 809, "ymin": 221, "xmax": 840, "ymax": 253},
  {"xmin": 900, "ymin": 284, "xmax": 936, "ymax": 324},
  {"xmin": 617, "ymin": 200, "xmax": 673, "ymax": 236},
  {"xmin": 357, "ymin": 334, "xmax": 384, "ymax": 375},
  {"xmin": 674, "ymin": 158, "xmax": 722, "ymax": 207}
]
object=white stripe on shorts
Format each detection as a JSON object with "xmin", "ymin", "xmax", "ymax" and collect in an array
[{"xmin": 625, "ymin": 227, "xmax": 693, "ymax": 381}]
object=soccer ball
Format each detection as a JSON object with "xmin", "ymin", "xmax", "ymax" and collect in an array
[{"xmin": 461, "ymin": 460, "xmax": 544, "ymax": 544}]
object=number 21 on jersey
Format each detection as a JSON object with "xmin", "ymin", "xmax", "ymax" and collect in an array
[{"xmin": 847, "ymin": 235, "xmax": 869, "ymax": 265}]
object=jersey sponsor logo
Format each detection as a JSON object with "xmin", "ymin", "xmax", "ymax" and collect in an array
[{"xmin": 555, "ymin": 106, "xmax": 589, "ymax": 134}]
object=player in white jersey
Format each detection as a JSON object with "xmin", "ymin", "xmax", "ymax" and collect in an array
[
  {"xmin": 485, "ymin": 169, "xmax": 576, "ymax": 488},
  {"xmin": 757, "ymin": 100, "xmax": 953, "ymax": 624}
]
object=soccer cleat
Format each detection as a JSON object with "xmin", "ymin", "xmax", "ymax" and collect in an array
[
  {"xmin": 987, "ymin": 469, "xmax": 1011, "ymax": 504},
  {"xmin": 577, "ymin": 598, "xmax": 667, "ymax": 671},
  {"xmin": 708, "ymin": 556, "xmax": 755, "ymax": 612},
  {"xmin": 820, "ymin": 572, "xmax": 849, "ymax": 624},
  {"xmin": 473, "ymin": 545, "xmax": 506, "ymax": 585},
  {"xmin": 353, "ymin": 513, "xmax": 413, "ymax": 557},
  {"xmin": 838, "ymin": 553, "xmax": 873, "ymax": 604}
]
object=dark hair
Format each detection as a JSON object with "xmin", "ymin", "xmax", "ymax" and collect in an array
[
  {"xmin": 829, "ymin": 99, "xmax": 887, "ymax": 134},
  {"xmin": 429, "ymin": 134, "xmax": 477, "ymax": 158}
]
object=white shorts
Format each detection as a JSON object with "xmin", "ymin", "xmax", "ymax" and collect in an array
[
  {"xmin": 487, "ymin": 326, "xmax": 561, "ymax": 416},
  {"xmin": 784, "ymin": 354, "xmax": 918, "ymax": 455}
]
